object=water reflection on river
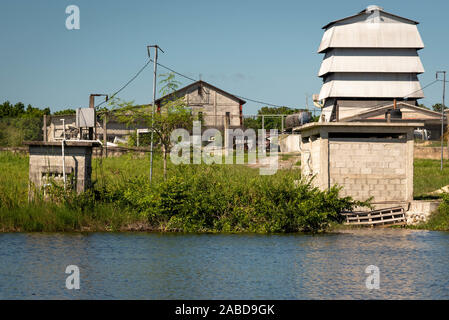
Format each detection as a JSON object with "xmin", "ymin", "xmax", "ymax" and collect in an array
[{"xmin": 0, "ymin": 229, "xmax": 448, "ymax": 299}]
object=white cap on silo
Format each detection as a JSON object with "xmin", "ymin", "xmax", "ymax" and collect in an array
[{"xmin": 366, "ymin": 5, "xmax": 383, "ymax": 12}]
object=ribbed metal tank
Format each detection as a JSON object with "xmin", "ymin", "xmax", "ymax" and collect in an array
[{"xmin": 285, "ymin": 112, "xmax": 312, "ymax": 129}]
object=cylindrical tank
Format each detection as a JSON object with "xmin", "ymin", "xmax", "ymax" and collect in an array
[{"xmin": 285, "ymin": 112, "xmax": 312, "ymax": 129}]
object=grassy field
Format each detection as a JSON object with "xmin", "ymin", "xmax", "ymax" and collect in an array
[
  {"xmin": 413, "ymin": 159, "xmax": 449, "ymax": 198},
  {"xmin": 3, "ymin": 151, "xmax": 358, "ymax": 233},
  {"xmin": 1, "ymin": 151, "xmax": 449, "ymax": 232}
]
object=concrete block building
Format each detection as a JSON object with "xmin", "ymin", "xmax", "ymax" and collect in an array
[
  {"xmin": 155, "ymin": 80, "xmax": 245, "ymax": 129},
  {"xmin": 25, "ymin": 141, "xmax": 100, "ymax": 195},
  {"xmin": 298, "ymin": 122, "xmax": 422, "ymax": 208}
]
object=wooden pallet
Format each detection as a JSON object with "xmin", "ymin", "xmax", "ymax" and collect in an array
[{"xmin": 341, "ymin": 206, "xmax": 406, "ymax": 227}]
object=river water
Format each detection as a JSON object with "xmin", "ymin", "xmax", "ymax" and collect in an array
[{"xmin": 0, "ymin": 229, "xmax": 448, "ymax": 299}]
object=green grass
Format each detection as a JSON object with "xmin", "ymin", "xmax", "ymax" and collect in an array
[
  {"xmin": 280, "ymin": 154, "xmax": 299, "ymax": 161},
  {"xmin": 4, "ymin": 153, "xmax": 449, "ymax": 201},
  {"xmin": 3, "ymin": 151, "xmax": 449, "ymax": 232},
  {"xmin": 413, "ymin": 159, "xmax": 449, "ymax": 198},
  {"xmin": 0, "ymin": 152, "xmax": 29, "ymax": 208},
  {"xmin": 0, "ymin": 203, "xmax": 144, "ymax": 232},
  {"xmin": 415, "ymin": 140, "xmax": 448, "ymax": 147},
  {"xmin": 0, "ymin": 151, "xmax": 363, "ymax": 233}
]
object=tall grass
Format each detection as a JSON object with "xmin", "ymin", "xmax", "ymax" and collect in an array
[
  {"xmin": 413, "ymin": 159, "xmax": 449, "ymax": 198},
  {"xmin": 0, "ymin": 151, "xmax": 378, "ymax": 233},
  {"xmin": 0, "ymin": 152, "xmax": 28, "ymax": 208}
]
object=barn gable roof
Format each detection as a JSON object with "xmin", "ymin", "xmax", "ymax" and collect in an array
[
  {"xmin": 155, "ymin": 80, "xmax": 246, "ymax": 105},
  {"xmin": 340, "ymin": 102, "xmax": 442, "ymax": 122}
]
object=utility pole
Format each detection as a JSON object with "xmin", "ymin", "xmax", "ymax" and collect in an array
[
  {"xmin": 89, "ymin": 94, "xmax": 108, "ymax": 140},
  {"xmin": 437, "ymin": 71, "xmax": 446, "ymax": 171},
  {"xmin": 147, "ymin": 45, "xmax": 164, "ymax": 183},
  {"xmin": 61, "ymin": 118, "xmax": 66, "ymax": 190},
  {"xmin": 305, "ymin": 93, "xmax": 309, "ymax": 111}
]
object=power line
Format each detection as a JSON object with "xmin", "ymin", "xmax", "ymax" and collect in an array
[
  {"xmin": 149, "ymin": 59, "xmax": 197, "ymax": 82},
  {"xmin": 94, "ymin": 57, "xmax": 440, "ymax": 111},
  {"xmin": 233, "ymin": 95, "xmax": 286, "ymax": 108},
  {"xmin": 96, "ymin": 59, "xmax": 152, "ymax": 108},
  {"xmin": 150, "ymin": 59, "xmax": 289, "ymax": 108},
  {"xmin": 404, "ymin": 79, "xmax": 438, "ymax": 99},
  {"xmin": 352, "ymin": 79, "xmax": 440, "ymax": 112}
]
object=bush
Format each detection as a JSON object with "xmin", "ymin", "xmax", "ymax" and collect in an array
[
  {"xmin": 119, "ymin": 165, "xmax": 368, "ymax": 233},
  {"xmin": 0, "ymin": 152, "xmax": 370, "ymax": 233},
  {"xmin": 416, "ymin": 193, "xmax": 449, "ymax": 231}
]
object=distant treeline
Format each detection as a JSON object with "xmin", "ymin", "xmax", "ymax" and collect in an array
[
  {"xmin": 244, "ymin": 106, "xmax": 319, "ymax": 130},
  {"xmin": 0, "ymin": 101, "xmax": 76, "ymax": 146}
]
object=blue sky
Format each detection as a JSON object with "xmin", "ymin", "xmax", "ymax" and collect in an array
[{"xmin": 0, "ymin": 0, "xmax": 448, "ymax": 114}]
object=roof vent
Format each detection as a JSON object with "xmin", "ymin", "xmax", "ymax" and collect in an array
[{"xmin": 366, "ymin": 5, "xmax": 383, "ymax": 12}]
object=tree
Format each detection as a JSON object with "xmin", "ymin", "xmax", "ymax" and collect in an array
[
  {"xmin": 244, "ymin": 106, "xmax": 302, "ymax": 130},
  {"xmin": 113, "ymin": 73, "xmax": 193, "ymax": 179},
  {"xmin": 0, "ymin": 101, "xmax": 51, "ymax": 146},
  {"xmin": 53, "ymin": 108, "xmax": 76, "ymax": 115},
  {"xmin": 418, "ymin": 103, "xmax": 429, "ymax": 110},
  {"xmin": 432, "ymin": 103, "xmax": 447, "ymax": 113}
]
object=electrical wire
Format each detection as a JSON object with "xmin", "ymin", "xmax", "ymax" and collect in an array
[
  {"xmin": 94, "ymin": 56, "xmax": 441, "ymax": 112},
  {"xmin": 95, "ymin": 59, "xmax": 152, "ymax": 108},
  {"xmin": 149, "ymin": 58, "xmax": 197, "ymax": 82},
  {"xmin": 150, "ymin": 59, "xmax": 289, "ymax": 108},
  {"xmin": 344, "ymin": 78, "xmax": 440, "ymax": 113}
]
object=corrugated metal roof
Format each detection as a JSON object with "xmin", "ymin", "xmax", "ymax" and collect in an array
[
  {"xmin": 339, "ymin": 102, "xmax": 442, "ymax": 121},
  {"xmin": 318, "ymin": 48, "xmax": 424, "ymax": 76},
  {"xmin": 155, "ymin": 80, "xmax": 246, "ymax": 105},
  {"xmin": 318, "ymin": 22, "xmax": 424, "ymax": 53},
  {"xmin": 318, "ymin": 73, "xmax": 424, "ymax": 100},
  {"xmin": 322, "ymin": 6, "xmax": 419, "ymax": 29}
]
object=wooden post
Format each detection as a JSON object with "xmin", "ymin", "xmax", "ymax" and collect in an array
[
  {"xmin": 43, "ymin": 114, "xmax": 47, "ymax": 142},
  {"xmin": 103, "ymin": 113, "xmax": 107, "ymax": 158},
  {"xmin": 224, "ymin": 113, "xmax": 230, "ymax": 156}
]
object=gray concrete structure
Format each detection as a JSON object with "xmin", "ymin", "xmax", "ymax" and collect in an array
[
  {"xmin": 297, "ymin": 122, "xmax": 423, "ymax": 208},
  {"xmin": 339, "ymin": 101, "xmax": 445, "ymax": 140},
  {"xmin": 156, "ymin": 80, "xmax": 245, "ymax": 129},
  {"xmin": 25, "ymin": 141, "xmax": 100, "ymax": 196},
  {"xmin": 46, "ymin": 114, "xmax": 147, "ymax": 143},
  {"xmin": 317, "ymin": 5, "xmax": 425, "ymax": 121}
]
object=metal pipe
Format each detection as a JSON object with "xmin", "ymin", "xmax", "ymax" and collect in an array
[
  {"xmin": 43, "ymin": 114, "xmax": 47, "ymax": 142},
  {"xmin": 437, "ymin": 71, "xmax": 446, "ymax": 171},
  {"xmin": 61, "ymin": 119, "xmax": 66, "ymax": 190},
  {"xmin": 150, "ymin": 49, "xmax": 157, "ymax": 183},
  {"xmin": 103, "ymin": 113, "xmax": 107, "ymax": 158}
]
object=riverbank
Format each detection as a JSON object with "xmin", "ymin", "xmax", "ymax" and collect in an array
[
  {"xmin": 1, "ymin": 152, "xmax": 449, "ymax": 233},
  {"xmin": 0, "ymin": 151, "xmax": 369, "ymax": 233}
]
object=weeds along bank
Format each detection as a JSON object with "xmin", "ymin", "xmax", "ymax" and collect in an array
[
  {"xmin": 0, "ymin": 152, "xmax": 370, "ymax": 233},
  {"xmin": 409, "ymin": 193, "xmax": 449, "ymax": 231}
]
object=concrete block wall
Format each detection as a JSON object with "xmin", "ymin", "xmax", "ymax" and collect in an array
[
  {"xmin": 329, "ymin": 140, "xmax": 408, "ymax": 202},
  {"xmin": 298, "ymin": 122, "xmax": 420, "ymax": 207},
  {"xmin": 301, "ymin": 136, "xmax": 321, "ymax": 180},
  {"xmin": 279, "ymin": 134, "xmax": 301, "ymax": 153},
  {"xmin": 186, "ymin": 86, "xmax": 242, "ymax": 128},
  {"xmin": 26, "ymin": 142, "xmax": 99, "ymax": 195}
]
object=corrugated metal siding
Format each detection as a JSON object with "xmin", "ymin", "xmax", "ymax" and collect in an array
[
  {"xmin": 318, "ymin": 48, "xmax": 424, "ymax": 76},
  {"xmin": 318, "ymin": 23, "xmax": 424, "ymax": 53},
  {"xmin": 319, "ymin": 73, "xmax": 424, "ymax": 100}
]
